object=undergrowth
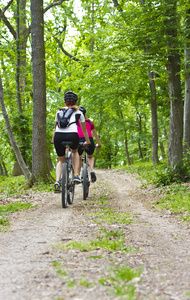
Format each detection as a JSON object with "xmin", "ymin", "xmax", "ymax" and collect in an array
[
  {"xmin": 0, "ymin": 175, "xmax": 53, "ymax": 197},
  {"xmin": 0, "ymin": 201, "xmax": 34, "ymax": 231},
  {"xmin": 126, "ymin": 160, "xmax": 190, "ymax": 222}
]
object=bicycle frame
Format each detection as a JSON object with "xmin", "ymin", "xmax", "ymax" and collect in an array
[
  {"xmin": 79, "ymin": 143, "xmax": 90, "ymax": 200},
  {"xmin": 60, "ymin": 141, "xmax": 75, "ymax": 208}
]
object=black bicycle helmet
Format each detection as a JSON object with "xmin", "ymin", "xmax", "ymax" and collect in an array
[
  {"xmin": 78, "ymin": 106, "xmax": 86, "ymax": 115},
  {"xmin": 64, "ymin": 91, "xmax": 78, "ymax": 103}
]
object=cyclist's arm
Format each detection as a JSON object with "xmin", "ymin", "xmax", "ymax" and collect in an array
[
  {"xmin": 51, "ymin": 121, "xmax": 57, "ymax": 144},
  {"xmin": 80, "ymin": 122, "xmax": 90, "ymax": 144},
  {"xmin": 91, "ymin": 129, "xmax": 101, "ymax": 147}
]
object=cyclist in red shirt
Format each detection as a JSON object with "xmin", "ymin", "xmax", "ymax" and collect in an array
[{"xmin": 77, "ymin": 106, "xmax": 101, "ymax": 182}]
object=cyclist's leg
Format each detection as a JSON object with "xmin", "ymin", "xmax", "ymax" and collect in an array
[
  {"xmin": 71, "ymin": 149, "xmax": 80, "ymax": 174},
  {"xmin": 78, "ymin": 137, "xmax": 84, "ymax": 175},
  {"xmin": 86, "ymin": 137, "xmax": 95, "ymax": 168},
  {"xmin": 54, "ymin": 133, "xmax": 67, "ymax": 190},
  {"xmin": 56, "ymin": 156, "xmax": 66, "ymax": 181},
  {"xmin": 86, "ymin": 138, "xmax": 96, "ymax": 182},
  {"xmin": 87, "ymin": 154, "xmax": 96, "ymax": 182},
  {"xmin": 87, "ymin": 154, "xmax": 94, "ymax": 169},
  {"xmin": 79, "ymin": 155, "xmax": 83, "ymax": 176},
  {"xmin": 71, "ymin": 150, "xmax": 81, "ymax": 184}
]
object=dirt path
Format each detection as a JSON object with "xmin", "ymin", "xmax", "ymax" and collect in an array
[{"xmin": 0, "ymin": 169, "xmax": 190, "ymax": 300}]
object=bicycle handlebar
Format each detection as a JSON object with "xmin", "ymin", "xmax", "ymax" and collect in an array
[{"xmin": 78, "ymin": 142, "xmax": 90, "ymax": 150}]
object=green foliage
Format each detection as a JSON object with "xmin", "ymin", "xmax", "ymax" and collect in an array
[
  {"xmin": 0, "ymin": 200, "xmax": 33, "ymax": 231},
  {"xmin": 0, "ymin": 175, "xmax": 53, "ymax": 199},
  {"xmin": 99, "ymin": 263, "xmax": 142, "ymax": 300},
  {"xmin": 153, "ymin": 185, "xmax": 190, "ymax": 221},
  {"xmin": 125, "ymin": 160, "xmax": 190, "ymax": 222},
  {"xmin": 152, "ymin": 154, "xmax": 190, "ymax": 186},
  {"xmin": 0, "ymin": 176, "xmax": 27, "ymax": 196},
  {"xmin": 56, "ymin": 269, "xmax": 67, "ymax": 277},
  {"xmin": 0, "ymin": 216, "xmax": 9, "ymax": 226},
  {"xmin": 57, "ymin": 229, "xmax": 135, "ymax": 252},
  {"xmin": 0, "ymin": 201, "xmax": 32, "ymax": 215},
  {"xmin": 79, "ymin": 278, "xmax": 91, "ymax": 287},
  {"xmin": 52, "ymin": 261, "xmax": 62, "ymax": 267},
  {"xmin": 92, "ymin": 207, "xmax": 132, "ymax": 225},
  {"xmin": 1, "ymin": 0, "xmax": 190, "ymax": 173}
]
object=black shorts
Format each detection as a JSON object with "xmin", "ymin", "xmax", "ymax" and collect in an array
[
  {"xmin": 54, "ymin": 132, "xmax": 79, "ymax": 156},
  {"xmin": 78, "ymin": 137, "xmax": 95, "ymax": 156}
]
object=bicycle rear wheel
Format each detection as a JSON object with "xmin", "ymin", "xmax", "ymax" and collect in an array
[
  {"xmin": 62, "ymin": 163, "xmax": 68, "ymax": 208},
  {"xmin": 82, "ymin": 163, "xmax": 89, "ymax": 200},
  {"xmin": 68, "ymin": 164, "xmax": 75, "ymax": 205}
]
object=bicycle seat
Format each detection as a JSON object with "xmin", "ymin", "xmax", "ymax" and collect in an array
[{"xmin": 61, "ymin": 141, "xmax": 73, "ymax": 147}]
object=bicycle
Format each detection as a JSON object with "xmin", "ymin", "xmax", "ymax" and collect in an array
[
  {"xmin": 60, "ymin": 141, "xmax": 75, "ymax": 208},
  {"xmin": 79, "ymin": 143, "xmax": 90, "ymax": 200}
]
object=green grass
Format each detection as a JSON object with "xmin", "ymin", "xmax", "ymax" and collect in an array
[
  {"xmin": 92, "ymin": 207, "xmax": 132, "ymax": 225},
  {"xmin": 0, "ymin": 201, "xmax": 33, "ymax": 215},
  {"xmin": 52, "ymin": 261, "xmax": 62, "ymax": 267},
  {"xmin": 0, "ymin": 201, "xmax": 35, "ymax": 230},
  {"xmin": 99, "ymin": 263, "xmax": 142, "ymax": 299},
  {"xmin": 125, "ymin": 162, "xmax": 190, "ymax": 222},
  {"xmin": 79, "ymin": 278, "xmax": 92, "ymax": 287},
  {"xmin": 0, "ymin": 175, "xmax": 53, "ymax": 198},
  {"xmin": 125, "ymin": 161, "xmax": 155, "ymax": 182},
  {"xmin": 0, "ymin": 176, "xmax": 27, "ymax": 196},
  {"xmin": 153, "ymin": 186, "xmax": 190, "ymax": 221},
  {"xmin": 56, "ymin": 229, "xmax": 136, "ymax": 253},
  {"xmin": 0, "ymin": 216, "xmax": 9, "ymax": 226}
]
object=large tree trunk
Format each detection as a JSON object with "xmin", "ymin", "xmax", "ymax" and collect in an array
[
  {"xmin": 148, "ymin": 70, "xmax": 159, "ymax": 165},
  {"xmin": 183, "ymin": 7, "xmax": 190, "ymax": 153},
  {"xmin": 0, "ymin": 75, "xmax": 30, "ymax": 180},
  {"xmin": 30, "ymin": 0, "xmax": 50, "ymax": 182},
  {"xmin": 183, "ymin": 48, "xmax": 190, "ymax": 151},
  {"xmin": 165, "ymin": 0, "xmax": 183, "ymax": 168}
]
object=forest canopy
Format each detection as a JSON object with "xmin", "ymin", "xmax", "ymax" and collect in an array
[{"xmin": 0, "ymin": 0, "xmax": 190, "ymax": 181}]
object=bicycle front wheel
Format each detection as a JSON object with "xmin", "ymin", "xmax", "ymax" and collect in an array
[
  {"xmin": 68, "ymin": 164, "xmax": 75, "ymax": 205},
  {"xmin": 82, "ymin": 163, "xmax": 89, "ymax": 200},
  {"xmin": 62, "ymin": 163, "xmax": 68, "ymax": 208}
]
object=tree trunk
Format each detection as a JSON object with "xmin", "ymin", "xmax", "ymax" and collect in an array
[
  {"xmin": 137, "ymin": 114, "xmax": 143, "ymax": 159},
  {"xmin": 183, "ymin": 7, "xmax": 190, "ymax": 153},
  {"xmin": 160, "ymin": 141, "xmax": 166, "ymax": 160},
  {"xmin": 148, "ymin": 70, "xmax": 159, "ymax": 165},
  {"xmin": 30, "ymin": 0, "xmax": 50, "ymax": 182},
  {"xmin": 0, "ymin": 76, "xmax": 30, "ymax": 180},
  {"xmin": 120, "ymin": 111, "xmax": 131, "ymax": 165},
  {"xmin": 165, "ymin": 0, "xmax": 183, "ymax": 168},
  {"xmin": 183, "ymin": 48, "xmax": 190, "ymax": 151}
]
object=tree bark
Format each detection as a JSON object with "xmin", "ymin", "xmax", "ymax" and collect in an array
[
  {"xmin": 183, "ymin": 7, "xmax": 190, "ymax": 153},
  {"xmin": 165, "ymin": 0, "xmax": 183, "ymax": 168},
  {"xmin": 148, "ymin": 70, "xmax": 159, "ymax": 165},
  {"xmin": 30, "ymin": 0, "xmax": 50, "ymax": 182},
  {"xmin": 0, "ymin": 75, "xmax": 30, "ymax": 180}
]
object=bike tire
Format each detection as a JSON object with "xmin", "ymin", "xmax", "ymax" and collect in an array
[
  {"xmin": 62, "ymin": 163, "xmax": 68, "ymax": 208},
  {"xmin": 82, "ymin": 163, "xmax": 89, "ymax": 200},
  {"xmin": 68, "ymin": 164, "xmax": 75, "ymax": 205}
]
